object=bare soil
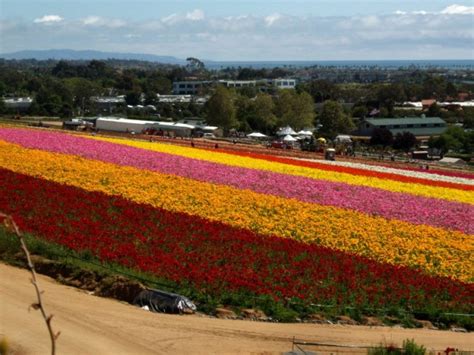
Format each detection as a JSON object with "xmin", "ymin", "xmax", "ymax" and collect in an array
[{"xmin": 1, "ymin": 263, "xmax": 472, "ymax": 354}]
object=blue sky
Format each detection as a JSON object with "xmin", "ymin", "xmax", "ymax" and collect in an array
[
  {"xmin": 1, "ymin": 1, "xmax": 473, "ymax": 60},
  {"xmin": 2, "ymin": 0, "xmax": 470, "ymax": 18}
]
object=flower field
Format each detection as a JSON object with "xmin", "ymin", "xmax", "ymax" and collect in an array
[{"xmin": 0, "ymin": 126, "xmax": 473, "ymax": 320}]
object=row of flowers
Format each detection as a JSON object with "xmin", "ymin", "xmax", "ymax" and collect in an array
[
  {"xmin": 0, "ymin": 128, "xmax": 472, "ymax": 233},
  {"xmin": 300, "ymin": 158, "xmax": 474, "ymax": 186},
  {"xmin": 203, "ymin": 147, "xmax": 474, "ymax": 192},
  {"xmin": 94, "ymin": 133, "xmax": 474, "ymax": 190},
  {"xmin": 0, "ymin": 139, "xmax": 472, "ymax": 282},
  {"xmin": 1, "ymin": 167, "xmax": 472, "ymax": 312},
  {"xmin": 90, "ymin": 134, "xmax": 474, "ymax": 202},
  {"xmin": 152, "ymin": 133, "xmax": 474, "ymax": 180}
]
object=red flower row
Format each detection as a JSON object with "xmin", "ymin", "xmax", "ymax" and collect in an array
[
  {"xmin": 0, "ymin": 167, "xmax": 472, "ymax": 312},
  {"xmin": 207, "ymin": 148, "xmax": 473, "ymax": 191}
]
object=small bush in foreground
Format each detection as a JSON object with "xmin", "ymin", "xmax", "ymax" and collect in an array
[{"xmin": 368, "ymin": 339, "xmax": 426, "ymax": 355}]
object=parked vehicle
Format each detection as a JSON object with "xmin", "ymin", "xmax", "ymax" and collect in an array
[
  {"xmin": 271, "ymin": 141, "xmax": 292, "ymax": 149},
  {"xmin": 325, "ymin": 148, "xmax": 336, "ymax": 160}
]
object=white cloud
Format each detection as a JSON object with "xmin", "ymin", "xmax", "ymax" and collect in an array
[
  {"xmin": 361, "ymin": 15, "xmax": 380, "ymax": 27},
  {"xmin": 124, "ymin": 34, "xmax": 141, "ymax": 39},
  {"xmin": 186, "ymin": 9, "xmax": 205, "ymax": 21},
  {"xmin": 82, "ymin": 16, "xmax": 101, "ymax": 25},
  {"xmin": 394, "ymin": 4, "xmax": 474, "ymax": 16},
  {"xmin": 33, "ymin": 15, "xmax": 63, "ymax": 24},
  {"xmin": 441, "ymin": 4, "xmax": 474, "ymax": 15},
  {"xmin": 265, "ymin": 13, "xmax": 281, "ymax": 27},
  {"xmin": 162, "ymin": 13, "xmax": 178, "ymax": 24},
  {"xmin": 5, "ymin": 8, "xmax": 473, "ymax": 60},
  {"xmin": 81, "ymin": 16, "xmax": 126, "ymax": 28}
]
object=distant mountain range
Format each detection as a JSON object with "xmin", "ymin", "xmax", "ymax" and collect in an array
[
  {"xmin": 0, "ymin": 49, "xmax": 187, "ymax": 64},
  {"xmin": 1, "ymin": 49, "xmax": 473, "ymax": 69}
]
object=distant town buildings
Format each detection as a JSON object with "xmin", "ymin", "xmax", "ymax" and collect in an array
[
  {"xmin": 172, "ymin": 81, "xmax": 212, "ymax": 95},
  {"xmin": 267, "ymin": 78, "xmax": 296, "ymax": 89},
  {"xmin": 172, "ymin": 78, "xmax": 297, "ymax": 94},
  {"xmin": 91, "ymin": 96, "xmax": 126, "ymax": 112},
  {"xmin": 218, "ymin": 80, "xmax": 257, "ymax": 88},
  {"xmin": 156, "ymin": 94, "xmax": 208, "ymax": 104},
  {"xmin": 356, "ymin": 117, "xmax": 448, "ymax": 138}
]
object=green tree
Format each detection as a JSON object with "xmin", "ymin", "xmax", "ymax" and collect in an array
[
  {"xmin": 317, "ymin": 100, "xmax": 355, "ymax": 138},
  {"xmin": 253, "ymin": 93, "xmax": 277, "ymax": 133},
  {"xmin": 86, "ymin": 60, "xmax": 110, "ymax": 80},
  {"xmin": 186, "ymin": 57, "xmax": 208, "ymax": 79},
  {"xmin": 429, "ymin": 126, "xmax": 473, "ymax": 154},
  {"xmin": 125, "ymin": 89, "xmax": 142, "ymax": 106},
  {"xmin": 33, "ymin": 78, "xmax": 73, "ymax": 116},
  {"xmin": 25, "ymin": 77, "xmax": 42, "ymax": 94},
  {"xmin": 352, "ymin": 105, "xmax": 368, "ymax": 119},
  {"xmin": 237, "ymin": 86, "xmax": 258, "ymax": 98},
  {"xmin": 205, "ymin": 86, "xmax": 237, "ymax": 132},
  {"xmin": 422, "ymin": 75, "xmax": 446, "ymax": 100},
  {"xmin": 64, "ymin": 78, "xmax": 101, "ymax": 115},
  {"xmin": 35, "ymin": 88, "xmax": 62, "ymax": 116},
  {"xmin": 393, "ymin": 131, "xmax": 417, "ymax": 152},
  {"xmin": 274, "ymin": 90, "xmax": 315, "ymax": 130},
  {"xmin": 377, "ymin": 83, "xmax": 406, "ymax": 114},
  {"xmin": 445, "ymin": 82, "xmax": 457, "ymax": 98},
  {"xmin": 142, "ymin": 71, "xmax": 172, "ymax": 94},
  {"xmin": 370, "ymin": 128, "xmax": 393, "ymax": 147},
  {"xmin": 116, "ymin": 71, "xmax": 140, "ymax": 92},
  {"xmin": 186, "ymin": 57, "xmax": 205, "ymax": 72},
  {"xmin": 234, "ymin": 95, "xmax": 253, "ymax": 131},
  {"xmin": 0, "ymin": 97, "xmax": 6, "ymax": 114},
  {"xmin": 302, "ymin": 79, "xmax": 340, "ymax": 103},
  {"xmin": 143, "ymin": 91, "xmax": 158, "ymax": 106},
  {"xmin": 427, "ymin": 103, "xmax": 442, "ymax": 117},
  {"xmin": 461, "ymin": 107, "xmax": 474, "ymax": 129},
  {"xmin": 236, "ymin": 93, "xmax": 277, "ymax": 134}
]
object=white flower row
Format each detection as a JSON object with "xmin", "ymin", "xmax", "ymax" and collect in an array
[{"xmin": 301, "ymin": 159, "xmax": 474, "ymax": 186}]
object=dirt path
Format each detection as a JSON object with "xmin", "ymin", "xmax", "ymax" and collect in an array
[{"xmin": 1, "ymin": 263, "xmax": 472, "ymax": 354}]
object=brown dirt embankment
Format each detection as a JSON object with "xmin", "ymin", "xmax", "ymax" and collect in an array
[{"xmin": 1, "ymin": 262, "xmax": 472, "ymax": 354}]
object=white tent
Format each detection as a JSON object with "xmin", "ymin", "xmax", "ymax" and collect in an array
[
  {"xmin": 438, "ymin": 157, "xmax": 466, "ymax": 165},
  {"xmin": 247, "ymin": 132, "xmax": 268, "ymax": 138},
  {"xmin": 297, "ymin": 130, "xmax": 313, "ymax": 136},
  {"xmin": 283, "ymin": 134, "xmax": 297, "ymax": 142},
  {"xmin": 335, "ymin": 135, "xmax": 352, "ymax": 143},
  {"xmin": 277, "ymin": 126, "xmax": 297, "ymax": 136}
]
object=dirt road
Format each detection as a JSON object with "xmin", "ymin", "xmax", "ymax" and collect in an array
[{"xmin": 1, "ymin": 263, "xmax": 472, "ymax": 354}]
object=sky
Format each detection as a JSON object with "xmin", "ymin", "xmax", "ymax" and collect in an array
[{"xmin": 1, "ymin": 0, "xmax": 473, "ymax": 60}]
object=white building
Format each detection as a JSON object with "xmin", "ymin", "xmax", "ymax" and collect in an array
[
  {"xmin": 172, "ymin": 81, "xmax": 212, "ymax": 95},
  {"xmin": 3, "ymin": 97, "xmax": 33, "ymax": 111},
  {"xmin": 95, "ymin": 117, "xmax": 195, "ymax": 136},
  {"xmin": 156, "ymin": 95, "xmax": 208, "ymax": 104},
  {"xmin": 267, "ymin": 78, "xmax": 296, "ymax": 89},
  {"xmin": 92, "ymin": 96, "xmax": 126, "ymax": 112},
  {"xmin": 172, "ymin": 78, "xmax": 296, "ymax": 95},
  {"xmin": 218, "ymin": 80, "xmax": 257, "ymax": 88}
]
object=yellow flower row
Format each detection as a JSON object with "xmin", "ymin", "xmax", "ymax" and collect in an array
[
  {"xmin": 87, "ymin": 135, "xmax": 474, "ymax": 205},
  {"xmin": 1, "ymin": 140, "xmax": 472, "ymax": 282}
]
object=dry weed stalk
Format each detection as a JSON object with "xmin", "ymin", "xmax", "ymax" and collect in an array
[{"xmin": 0, "ymin": 213, "xmax": 60, "ymax": 355}]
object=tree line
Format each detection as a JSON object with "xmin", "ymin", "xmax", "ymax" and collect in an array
[{"xmin": 0, "ymin": 59, "xmax": 472, "ymax": 136}]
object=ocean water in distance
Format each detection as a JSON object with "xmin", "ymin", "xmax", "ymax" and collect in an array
[{"xmin": 205, "ymin": 59, "xmax": 474, "ymax": 69}]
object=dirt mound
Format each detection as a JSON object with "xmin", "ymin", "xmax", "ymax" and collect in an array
[
  {"xmin": 17, "ymin": 254, "xmax": 145, "ymax": 303},
  {"xmin": 99, "ymin": 275, "xmax": 145, "ymax": 303}
]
